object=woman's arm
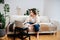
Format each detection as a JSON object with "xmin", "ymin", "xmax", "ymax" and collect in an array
[
  {"xmin": 34, "ymin": 16, "xmax": 40, "ymax": 24},
  {"xmin": 23, "ymin": 17, "xmax": 30, "ymax": 25}
]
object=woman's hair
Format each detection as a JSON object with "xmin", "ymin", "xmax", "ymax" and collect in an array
[{"xmin": 30, "ymin": 8, "xmax": 37, "ymax": 15}]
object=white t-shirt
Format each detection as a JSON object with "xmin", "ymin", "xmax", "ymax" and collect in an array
[{"xmin": 24, "ymin": 15, "xmax": 40, "ymax": 24}]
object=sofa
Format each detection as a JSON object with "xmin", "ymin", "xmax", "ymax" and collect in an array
[{"xmin": 6, "ymin": 15, "xmax": 57, "ymax": 35}]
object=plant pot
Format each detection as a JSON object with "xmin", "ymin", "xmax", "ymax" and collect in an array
[
  {"xmin": 0, "ymin": 23, "xmax": 2, "ymax": 28},
  {"xmin": 0, "ymin": 29, "xmax": 6, "ymax": 37}
]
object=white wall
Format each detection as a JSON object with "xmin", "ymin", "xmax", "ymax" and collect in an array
[
  {"xmin": 5, "ymin": 0, "xmax": 44, "ymax": 15},
  {"xmin": 43, "ymin": 0, "xmax": 60, "ymax": 30},
  {"xmin": 0, "ymin": 4, "xmax": 4, "ymax": 14}
]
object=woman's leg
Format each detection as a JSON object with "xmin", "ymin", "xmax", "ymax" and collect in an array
[
  {"xmin": 34, "ymin": 24, "xmax": 40, "ymax": 40},
  {"xmin": 37, "ymin": 32, "xmax": 39, "ymax": 40}
]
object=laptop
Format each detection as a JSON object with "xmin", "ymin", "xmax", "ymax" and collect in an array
[{"xmin": 15, "ymin": 21, "xmax": 24, "ymax": 28}]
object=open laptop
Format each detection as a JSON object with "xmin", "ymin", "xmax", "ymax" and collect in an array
[{"xmin": 15, "ymin": 21, "xmax": 25, "ymax": 28}]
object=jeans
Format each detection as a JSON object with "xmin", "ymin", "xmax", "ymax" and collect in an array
[{"xmin": 27, "ymin": 22, "xmax": 40, "ymax": 32}]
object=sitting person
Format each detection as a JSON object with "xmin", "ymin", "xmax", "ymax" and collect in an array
[{"xmin": 23, "ymin": 8, "xmax": 40, "ymax": 40}]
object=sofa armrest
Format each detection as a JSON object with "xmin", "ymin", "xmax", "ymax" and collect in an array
[
  {"xmin": 6, "ymin": 22, "xmax": 10, "ymax": 33},
  {"xmin": 39, "ymin": 22, "xmax": 57, "ymax": 32},
  {"xmin": 6, "ymin": 22, "xmax": 15, "ymax": 34},
  {"xmin": 50, "ymin": 20, "xmax": 59, "ymax": 28}
]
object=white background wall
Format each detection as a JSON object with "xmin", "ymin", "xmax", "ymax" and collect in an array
[
  {"xmin": 44, "ymin": 0, "xmax": 60, "ymax": 21},
  {"xmin": 4, "ymin": 0, "xmax": 44, "ymax": 15},
  {"xmin": 0, "ymin": 4, "xmax": 4, "ymax": 14},
  {"xmin": 0, "ymin": 0, "xmax": 60, "ymax": 30}
]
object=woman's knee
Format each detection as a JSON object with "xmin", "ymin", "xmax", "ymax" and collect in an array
[
  {"xmin": 34, "ymin": 24, "xmax": 40, "ymax": 32},
  {"xmin": 34, "ymin": 24, "xmax": 40, "ymax": 27}
]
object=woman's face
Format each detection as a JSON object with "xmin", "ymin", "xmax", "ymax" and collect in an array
[{"xmin": 30, "ymin": 11, "xmax": 35, "ymax": 16}]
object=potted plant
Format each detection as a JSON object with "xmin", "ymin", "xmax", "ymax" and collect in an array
[
  {"xmin": 0, "ymin": 4, "xmax": 10, "ymax": 37},
  {"xmin": 24, "ymin": 9, "xmax": 30, "ymax": 15},
  {"xmin": 4, "ymin": 4, "xmax": 10, "ymax": 18},
  {"xmin": 0, "ymin": 12, "xmax": 6, "ymax": 37}
]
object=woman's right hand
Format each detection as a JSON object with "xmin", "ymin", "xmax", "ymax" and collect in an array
[{"xmin": 28, "ymin": 24, "xmax": 33, "ymax": 27}]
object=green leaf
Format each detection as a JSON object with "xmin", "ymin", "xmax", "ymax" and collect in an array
[{"xmin": 0, "ymin": 12, "xmax": 5, "ymax": 29}]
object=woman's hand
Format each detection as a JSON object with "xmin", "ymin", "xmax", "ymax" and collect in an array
[{"xmin": 28, "ymin": 24, "xmax": 33, "ymax": 27}]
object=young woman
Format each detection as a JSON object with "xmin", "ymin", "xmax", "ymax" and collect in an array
[{"xmin": 24, "ymin": 8, "xmax": 40, "ymax": 40}]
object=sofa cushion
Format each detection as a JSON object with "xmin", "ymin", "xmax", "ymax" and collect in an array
[
  {"xmin": 40, "ymin": 24, "xmax": 49, "ymax": 32},
  {"xmin": 10, "ymin": 15, "xmax": 28, "ymax": 23},
  {"xmin": 40, "ymin": 16, "xmax": 50, "ymax": 23}
]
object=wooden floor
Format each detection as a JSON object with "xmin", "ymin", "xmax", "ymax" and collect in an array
[{"xmin": 1, "ymin": 31, "xmax": 60, "ymax": 40}]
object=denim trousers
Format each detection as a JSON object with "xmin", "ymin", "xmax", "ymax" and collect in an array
[{"xmin": 27, "ymin": 22, "xmax": 40, "ymax": 32}]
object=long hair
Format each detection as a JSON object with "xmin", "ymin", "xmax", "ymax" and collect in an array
[{"xmin": 30, "ymin": 8, "xmax": 37, "ymax": 15}]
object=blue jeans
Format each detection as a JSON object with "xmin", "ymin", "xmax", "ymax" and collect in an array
[{"xmin": 27, "ymin": 22, "xmax": 40, "ymax": 32}]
